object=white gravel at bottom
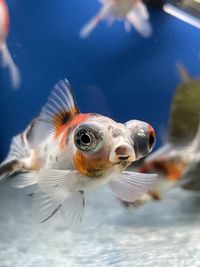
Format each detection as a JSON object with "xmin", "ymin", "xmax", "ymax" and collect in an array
[{"xmin": 0, "ymin": 182, "xmax": 200, "ymax": 267}]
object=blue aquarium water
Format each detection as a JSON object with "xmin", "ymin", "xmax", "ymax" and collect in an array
[
  {"xmin": 0, "ymin": 1, "xmax": 200, "ymax": 266},
  {"xmin": 0, "ymin": 0, "xmax": 200, "ymax": 159}
]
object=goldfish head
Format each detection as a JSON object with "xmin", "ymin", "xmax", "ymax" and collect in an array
[{"xmin": 72, "ymin": 115, "xmax": 156, "ymax": 178}]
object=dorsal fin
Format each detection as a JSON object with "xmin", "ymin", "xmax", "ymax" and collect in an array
[
  {"xmin": 177, "ymin": 63, "xmax": 190, "ymax": 82},
  {"xmin": 40, "ymin": 79, "xmax": 80, "ymax": 128},
  {"xmin": 27, "ymin": 79, "xmax": 80, "ymax": 146}
]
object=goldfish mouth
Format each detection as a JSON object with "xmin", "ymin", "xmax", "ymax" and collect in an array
[{"xmin": 118, "ymin": 155, "xmax": 130, "ymax": 160}]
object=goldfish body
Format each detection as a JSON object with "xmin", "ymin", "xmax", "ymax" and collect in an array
[
  {"xmin": 80, "ymin": 0, "xmax": 152, "ymax": 38},
  {"xmin": 0, "ymin": 0, "xmax": 20, "ymax": 88},
  {"xmin": 0, "ymin": 79, "xmax": 156, "ymax": 227}
]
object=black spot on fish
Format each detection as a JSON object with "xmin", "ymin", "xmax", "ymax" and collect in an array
[
  {"xmin": 79, "ymin": 191, "xmax": 85, "ymax": 207},
  {"xmin": 112, "ymin": 129, "xmax": 123, "ymax": 138},
  {"xmin": 50, "ymin": 155, "xmax": 52, "ymax": 160},
  {"xmin": 44, "ymin": 146, "xmax": 48, "ymax": 152},
  {"xmin": 56, "ymin": 156, "xmax": 58, "ymax": 162},
  {"xmin": 61, "ymin": 112, "xmax": 71, "ymax": 124}
]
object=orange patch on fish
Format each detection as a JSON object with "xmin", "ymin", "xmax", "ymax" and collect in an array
[
  {"xmin": 139, "ymin": 159, "xmax": 186, "ymax": 181},
  {"xmin": 165, "ymin": 161, "xmax": 186, "ymax": 181},
  {"xmin": 54, "ymin": 113, "xmax": 91, "ymax": 149},
  {"xmin": 73, "ymin": 150, "xmax": 112, "ymax": 178},
  {"xmin": 53, "ymin": 108, "xmax": 78, "ymax": 130}
]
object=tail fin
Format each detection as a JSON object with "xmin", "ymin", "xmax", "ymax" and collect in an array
[
  {"xmin": 0, "ymin": 42, "xmax": 21, "ymax": 89},
  {"xmin": 0, "ymin": 130, "xmax": 32, "ymax": 183},
  {"xmin": 126, "ymin": 1, "xmax": 152, "ymax": 38}
]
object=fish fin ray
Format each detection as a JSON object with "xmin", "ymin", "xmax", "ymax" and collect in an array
[
  {"xmin": 28, "ymin": 187, "xmax": 63, "ymax": 223},
  {"xmin": 28, "ymin": 183, "xmax": 85, "ymax": 227},
  {"xmin": 61, "ymin": 191, "xmax": 85, "ymax": 229},
  {"xmin": 11, "ymin": 172, "xmax": 38, "ymax": 188},
  {"xmin": 109, "ymin": 171, "xmax": 157, "ymax": 202},
  {"xmin": 37, "ymin": 169, "xmax": 81, "ymax": 194},
  {"xmin": 25, "ymin": 79, "xmax": 80, "ymax": 146},
  {"xmin": 0, "ymin": 132, "xmax": 32, "ymax": 182}
]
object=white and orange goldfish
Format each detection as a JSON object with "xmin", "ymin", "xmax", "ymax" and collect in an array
[
  {"xmin": 80, "ymin": 0, "xmax": 152, "ymax": 38},
  {"xmin": 0, "ymin": 79, "xmax": 156, "ymax": 227},
  {"xmin": 0, "ymin": 0, "xmax": 20, "ymax": 88}
]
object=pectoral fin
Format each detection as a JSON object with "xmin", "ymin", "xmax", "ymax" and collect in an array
[{"xmin": 109, "ymin": 171, "xmax": 157, "ymax": 202}]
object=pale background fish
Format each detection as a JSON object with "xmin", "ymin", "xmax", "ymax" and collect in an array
[
  {"xmin": 0, "ymin": 0, "xmax": 20, "ymax": 88},
  {"xmin": 80, "ymin": 0, "xmax": 152, "ymax": 38}
]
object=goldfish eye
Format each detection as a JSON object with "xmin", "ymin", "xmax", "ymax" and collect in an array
[
  {"xmin": 128, "ymin": 123, "xmax": 156, "ymax": 160},
  {"xmin": 74, "ymin": 125, "xmax": 104, "ymax": 153},
  {"xmin": 148, "ymin": 129, "xmax": 155, "ymax": 149}
]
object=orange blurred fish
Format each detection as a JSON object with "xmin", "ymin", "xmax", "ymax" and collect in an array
[
  {"xmin": 80, "ymin": 0, "xmax": 152, "ymax": 38},
  {"xmin": 0, "ymin": 79, "xmax": 156, "ymax": 227},
  {"xmin": 0, "ymin": 0, "xmax": 20, "ymax": 88}
]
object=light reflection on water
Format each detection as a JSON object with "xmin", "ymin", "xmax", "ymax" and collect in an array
[{"xmin": 1, "ymin": 182, "xmax": 200, "ymax": 267}]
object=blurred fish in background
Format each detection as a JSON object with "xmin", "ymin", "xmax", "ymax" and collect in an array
[
  {"xmin": 0, "ymin": 79, "xmax": 156, "ymax": 227},
  {"xmin": 121, "ymin": 64, "xmax": 200, "ymax": 207},
  {"xmin": 80, "ymin": 0, "xmax": 152, "ymax": 38},
  {"xmin": 0, "ymin": 0, "xmax": 20, "ymax": 88}
]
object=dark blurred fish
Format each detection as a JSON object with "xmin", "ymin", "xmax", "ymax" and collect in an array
[
  {"xmin": 80, "ymin": 0, "xmax": 152, "ymax": 38},
  {"xmin": 0, "ymin": 79, "xmax": 156, "ymax": 227},
  {"xmin": 0, "ymin": 0, "xmax": 20, "ymax": 88},
  {"xmin": 122, "ymin": 65, "xmax": 200, "ymax": 207}
]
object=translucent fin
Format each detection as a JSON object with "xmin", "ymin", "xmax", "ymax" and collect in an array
[
  {"xmin": 126, "ymin": 2, "xmax": 152, "ymax": 38},
  {"xmin": 29, "ymin": 188, "xmax": 63, "ymax": 223},
  {"xmin": 61, "ymin": 191, "xmax": 85, "ymax": 228},
  {"xmin": 28, "ymin": 185, "xmax": 84, "ymax": 227},
  {"xmin": 26, "ymin": 79, "xmax": 80, "ymax": 146},
  {"xmin": 80, "ymin": 3, "xmax": 113, "ymax": 38},
  {"xmin": 80, "ymin": 15, "xmax": 101, "ymax": 38},
  {"xmin": 39, "ymin": 79, "xmax": 80, "ymax": 122},
  {"xmin": 109, "ymin": 171, "xmax": 157, "ymax": 202},
  {"xmin": 0, "ymin": 42, "xmax": 21, "ymax": 89},
  {"xmin": 36, "ymin": 169, "xmax": 82, "ymax": 195},
  {"xmin": 11, "ymin": 172, "xmax": 38, "ymax": 188},
  {"xmin": 5, "ymin": 130, "xmax": 31, "ymax": 162},
  {"xmin": 0, "ymin": 130, "xmax": 32, "ymax": 182}
]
